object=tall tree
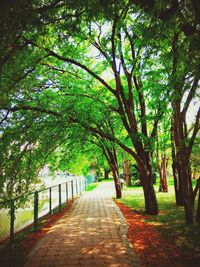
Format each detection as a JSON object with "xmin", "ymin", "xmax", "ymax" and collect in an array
[{"xmin": 19, "ymin": 3, "xmax": 172, "ymax": 214}]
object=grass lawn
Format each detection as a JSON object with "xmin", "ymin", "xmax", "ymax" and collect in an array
[
  {"xmin": 85, "ymin": 178, "xmax": 114, "ymax": 191},
  {"xmin": 85, "ymin": 183, "xmax": 98, "ymax": 191},
  {"xmin": 0, "ymin": 208, "xmax": 36, "ymax": 241},
  {"xmin": 98, "ymin": 178, "xmax": 114, "ymax": 182},
  {"xmin": 117, "ymin": 179, "xmax": 200, "ymax": 256}
]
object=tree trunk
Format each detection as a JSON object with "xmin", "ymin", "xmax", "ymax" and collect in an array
[
  {"xmin": 112, "ymin": 167, "xmax": 122, "ymax": 198},
  {"xmin": 136, "ymin": 152, "xmax": 158, "ymax": 214},
  {"xmin": 142, "ymin": 173, "xmax": 158, "ymax": 215},
  {"xmin": 103, "ymin": 146, "xmax": 122, "ymax": 199},
  {"xmin": 172, "ymin": 159, "xmax": 184, "ymax": 205},
  {"xmin": 161, "ymin": 156, "xmax": 168, "ymax": 192},
  {"xmin": 180, "ymin": 158, "xmax": 194, "ymax": 224},
  {"xmin": 184, "ymin": 196, "xmax": 194, "ymax": 224},
  {"xmin": 197, "ymin": 189, "xmax": 200, "ymax": 224},
  {"xmin": 132, "ymin": 147, "xmax": 159, "ymax": 215},
  {"xmin": 123, "ymin": 157, "xmax": 131, "ymax": 187},
  {"xmin": 104, "ymin": 169, "xmax": 110, "ymax": 179},
  {"xmin": 171, "ymin": 121, "xmax": 184, "ymax": 205},
  {"xmin": 157, "ymin": 155, "xmax": 168, "ymax": 192}
]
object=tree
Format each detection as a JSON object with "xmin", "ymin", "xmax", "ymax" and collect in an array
[
  {"xmin": 156, "ymin": 116, "xmax": 171, "ymax": 192},
  {"xmin": 170, "ymin": 31, "xmax": 200, "ymax": 224},
  {"xmin": 122, "ymin": 153, "xmax": 132, "ymax": 187},
  {"xmin": 132, "ymin": 0, "xmax": 200, "ymax": 224},
  {"xmin": 0, "ymin": 1, "xmax": 199, "ymax": 222},
  {"xmin": 18, "ymin": 2, "xmax": 172, "ymax": 214}
]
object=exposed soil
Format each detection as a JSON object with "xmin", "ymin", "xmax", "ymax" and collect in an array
[{"xmin": 116, "ymin": 201, "xmax": 200, "ymax": 267}]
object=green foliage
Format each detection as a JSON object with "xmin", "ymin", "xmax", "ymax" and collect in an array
[{"xmin": 0, "ymin": 0, "xmax": 199, "ymax": 212}]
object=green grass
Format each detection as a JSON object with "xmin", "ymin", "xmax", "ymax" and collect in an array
[
  {"xmin": 0, "ymin": 209, "xmax": 34, "ymax": 241},
  {"xmin": 85, "ymin": 178, "xmax": 113, "ymax": 191},
  {"xmin": 98, "ymin": 178, "xmax": 113, "ymax": 183},
  {"xmin": 85, "ymin": 183, "xmax": 98, "ymax": 191},
  {"xmin": 117, "ymin": 180, "xmax": 200, "ymax": 254}
]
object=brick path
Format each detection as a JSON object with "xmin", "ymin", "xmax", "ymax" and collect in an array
[{"xmin": 25, "ymin": 182, "xmax": 140, "ymax": 267}]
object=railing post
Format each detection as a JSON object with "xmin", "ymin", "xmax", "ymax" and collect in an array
[
  {"xmin": 79, "ymin": 178, "xmax": 81, "ymax": 194},
  {"xmin": 34, "ymin": 191, "xmax": 39, "ymax": 231},
  {"xmin": 10, "ymin": 199, "xmax": 15, "ymax": 244},
  {"xmin": 66, "ymin": 183, "xmax": 68, "ymax": 202},
  {"xmin": 49, "ymin": 187, "xmax": 52, "ymax": 214},
  {"xmin": 59, "ymin": 184, "xmax": 61, "ymax": 211},
  {"xmin": 76, "ymin": 179, "xmax": 78, "ymax": 196},
  {"xmin": 71, "ymin": 180, "xmax": 74, "ymax": 199}
]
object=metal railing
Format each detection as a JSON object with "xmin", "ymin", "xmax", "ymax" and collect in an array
[{"xmin": 0, "ymin": 177, "xmax": 86, "ymax": 244}]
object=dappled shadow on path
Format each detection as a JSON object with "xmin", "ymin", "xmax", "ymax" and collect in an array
[{"xmin": 24, "ymin": 182, "xmax": 140, "ymax": 267}]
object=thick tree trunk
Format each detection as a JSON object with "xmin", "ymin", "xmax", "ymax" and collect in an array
[
  {"xmin": 136, "ymin": 152, "xmax": 158, "ymax": 215},
  {"xmin": 142, "ymin": 174, "xmax": 158, "ymax": 215},
  {"xmin": 184, "ymin": 195, "xmax": 194, "ymax": 224},
  {"xmin": 172, "ymin": 159, "xmax": 184, "ymax": 205},
  {"xmin": 171, "ymin": 121, "xmax": 184, "ymax": 205},
  {"xmin": 112, "ymin": 168, "xmax": 122, "ymax": 198},
  {"xmin": 104, "ymin": 169, "xmax": 110, "ymax": 179},
  {"xmin": 123, "ymin": 157, "xmax": 131, "ymax": 187},
  {"xmin": 179, "ymin": 158, "xmax": 194, "ymax": 224}
]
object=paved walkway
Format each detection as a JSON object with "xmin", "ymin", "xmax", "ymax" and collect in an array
[{"xmin": 25, "ymin": 182, "xmax": 140, "ymax": 267}]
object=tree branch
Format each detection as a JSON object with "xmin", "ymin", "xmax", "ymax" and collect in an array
[
  {"xmin": 182, "ymin": 78, "xmax": 199, "ymax": 118},
  {"xmin": 133, "ymin": 75, "xmax": 147, "ymax": 136},
  {"xmin": 63, "ymin": 92, "xmax": 119, "ymax": 113},
  {"xmin": 69, "ymin": 115, "xmax": 147, "ymax": 175},
  {"xmin": 1, "ymin": 105, "xmax": 61, "ymax": 118},
  {"xmin": 188, "ymin": 107, "xmax": 200, "ymax": 156},
  {"xmin": 150, "ymin": 110, "xmax": 164, "ymax": 139},
  {"xmin": 111, "ymin": 14, "xmax": 118, "ymax": 73},
  {"xmin": 192, "ymin": 178, "xmax": 200, "ymax": 200},
  {"xmin": 24, "ymin": 38, "xmax": 116, "ymax": 95},
  {"xmin": 9, "ymin": 55, "xmax": 49, "ymax": 90},
  {"xmin": 0, "ymin": 110, "xmax": 11, "ymax": 126}
]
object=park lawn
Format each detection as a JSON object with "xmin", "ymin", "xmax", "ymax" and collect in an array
[
  {"xmin": 0, "ymin": 210, "xmax": 34, "ymax": 242},
  {"xmin": 98, "ymin": 178, "xmax": 114, "ymax": 182},
  {"xmin": 85, "ymin": 178, "xmax": 114, "ymax": 191},
  {"xmin": 117, "ymin": 180, "xmax": 200, "ymax": 260},
  {"xmin": 85, "ymin": 183, "xmax": 98, "ymax": 191}
]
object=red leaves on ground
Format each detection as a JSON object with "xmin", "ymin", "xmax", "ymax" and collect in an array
[{"xmin": 116, "ymin": 202, "xmax": 185, "ymax": 267}]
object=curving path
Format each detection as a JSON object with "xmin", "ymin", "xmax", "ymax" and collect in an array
[{"xmin": 25, "ymin": 182, "xmax": 140, "ymax": 267}]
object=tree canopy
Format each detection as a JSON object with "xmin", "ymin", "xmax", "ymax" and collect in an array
[{"xmin": 0, "ymin": 0, "xmax": 199, "ymax": 223}]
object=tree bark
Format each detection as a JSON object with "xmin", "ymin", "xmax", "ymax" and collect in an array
[
  {"xmin": 104, "ymin": 169, "xmax": 110, "ymax": 179},
  {"xmin": 171, "ymin": 120, "xmax": 184, "ymax": 205},
  {"xmin": 137, "ymin": 152, "xmax": 158, "ymax": 215},
  {"xmin": 102, "ymin": 145, "xmax": 122, "ymax": 199},
  {"xmin": 197, "ymin": 189, "xmax": 200, "ymax": 224},
  {"xmin": 177, "ymin": 150, "xmax": 194, "ymax": 224},
  {"xmin": 123, "ymin": 157, "xmax": 131, "ymax": 187},
  {"xmin": 157, "ymin": 153, "xmax": 168, "ymax": 192},
  {"xmin": 160, "ymin": 156, "xmax": 168, "ymax": 192},
  {"xmin": 111, "ymin": 166, "xmax": 122, "ymax": 198},
  {"xmin": 142, "ymin": 173, "xmax": 158, "ymax": 215}
]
